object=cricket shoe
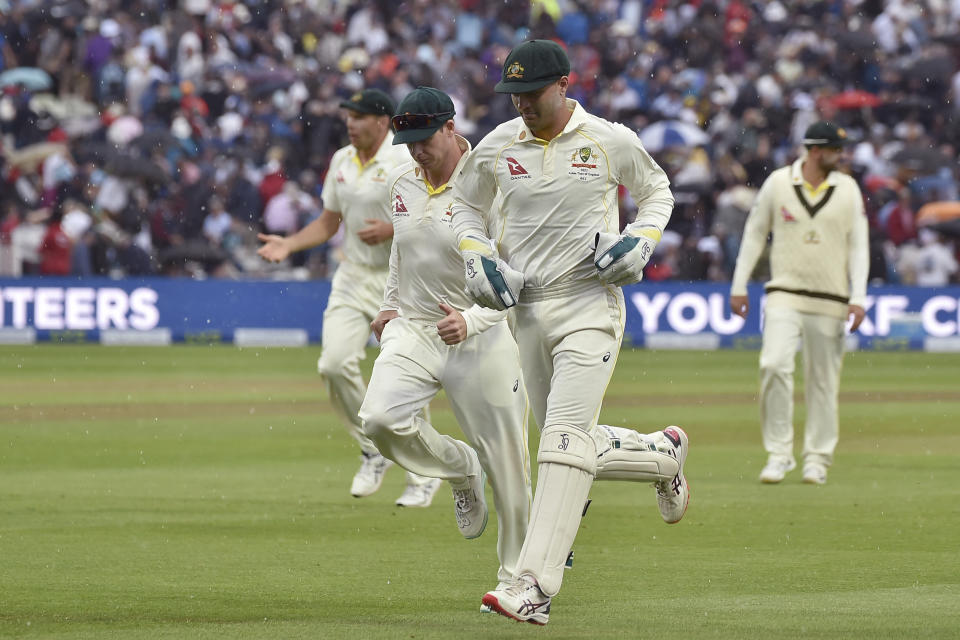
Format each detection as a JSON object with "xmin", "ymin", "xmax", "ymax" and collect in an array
[
  {"xmin": 395, "ymin": 477, "xmax": 442, "ymax": 507},
  {"xmin": 759, "ymin": 456, "xmax": 796, "ymax": 484},
  {"xmin": 451, "ymin": 467, "xmax": 487, "ymax": 539},
  {"xmin": 654, "ymin": 426, "xmax": 690, "ymax": 524},
  {"xmin": 350, "ymin": 452, "xmax": 394, "ymax": 497},
  {"xmin": 481, "ymin": 577, "xmax": 551, "ymax": 625},
  {"xmin": 802, "ymin": 463, "xmax": 827, "ymax": 485},
  {"xmin": 480, "ymin": 580, "xmax": 518, "ymax": 613}
]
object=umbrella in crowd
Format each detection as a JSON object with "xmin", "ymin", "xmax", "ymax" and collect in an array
[
  {"xmin": 0, "ymin": 67, "xmax": 53, "ymax": 91},
  {"xmin": 917, "ymin": 201, "xmax": 960, "ymax": 238},
  {"xmin": 0, "ymin": 67, "xmax": 54, "ymax": 91},
  {"xmin": 131, "ymin": 129, "xmax": 182, "ymax": 154},
  {"xmin": 638, "ymin": 120, "xmax": 710, "ymax": 152},
  {"xmin": 828, "ymin": 90, "xmax": 882, "ymax": 110},
  {"xmin": 106, "ymin": 116, "xmax": 145, "ymax": 146},
  {"xmin": 105, "ymin": 155, "xmax": 167, "ymax": 183},
  {"xmin": 891, "ymin": 146, "xmax": 953, "ymax": 175},
  {"xmin": 916, "ymin": 201, "xmax": 960, "ymax": 225}
]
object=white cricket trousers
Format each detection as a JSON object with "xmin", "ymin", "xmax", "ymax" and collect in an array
[
  {"xmin": 358, "ymin": 317, "xmax": 531, "ymax": 582},
  {"xmin": 318, "ymin": 263, "xmax": 430, "ymax": 487},
  {"xmin": 759, "ymin": 305, "xmax": 846, "ymax": 467}
]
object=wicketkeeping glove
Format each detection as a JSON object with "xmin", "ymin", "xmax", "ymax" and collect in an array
[
  {"xmin": 459, "ymin": 236, "xmax": 524, "ymax": 310},
  {"xmin": 594, "ymin": 227, "xmax": 660, "ymax": 287}
]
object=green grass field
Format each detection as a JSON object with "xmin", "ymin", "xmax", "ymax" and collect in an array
[{"xmin": 2, "ymin": 345, "xmax": 959, "ymax": 639}]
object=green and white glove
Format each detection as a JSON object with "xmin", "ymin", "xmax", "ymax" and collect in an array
[
  {"xmin": 594, "ymin": 227, "xmax": 660, "ymax": 287},
  {"xmin": 459, "ymin": 236, "xmax": 524, "ymax": 310}
]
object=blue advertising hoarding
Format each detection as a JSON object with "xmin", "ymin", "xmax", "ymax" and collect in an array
[{"xmin": 1, "ymin": 277, "xmax": 959, "ymax": 350}]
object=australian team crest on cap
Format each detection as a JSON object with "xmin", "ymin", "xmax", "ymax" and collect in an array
[{"xmin": 506, "ymin": 62, "xmax": 525, "ymax": 79}]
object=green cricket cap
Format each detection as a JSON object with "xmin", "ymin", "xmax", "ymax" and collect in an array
[
  {"xmin": 391, "ymin": 87, "xmax": 456, "ymax": 144},
  {"xmin": 494, "ymin": 39, "xmax": 570, "ymax": 94},
  {"xmin": 339, "ymin": 89, "xmax": 395, "ymax": 116}
]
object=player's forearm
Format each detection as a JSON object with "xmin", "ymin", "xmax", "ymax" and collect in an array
[
  {"xmin": 461, "ymin": 305, "xmax": 507, "ymax": 338},
  {"xmin": 284, "ymin": 210, "xmax": 340, "ymax": 253},
  {"xmin": 451, "ymin": 201, "xmax": 492, "ymax": 247},
  {"xmin": 730, "ymin": 216, "xmax": 768, "ymax": 295},
  {"xmin": 847, "ymin": 211, "xmax": 870, "ymax": 307}
]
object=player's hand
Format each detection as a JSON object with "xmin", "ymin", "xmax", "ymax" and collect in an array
[
  {"xmin": 730, "ymin": 295, "xmax": 749, "ymax": 319},
  {"xmin": 594, "ymin": 229, "xmax": 658, "ymax": 286},
  {"xmin": 371, "ymin": 309, "xmax": 399, "ymax": 342},
  {"xmin": 357, "ymin": 218, "xmax": 394, "ymax": 245},
  {"xmin": 847, "ymin": 304, "xmax": 865, "ymax": 333},
  {"xmin": 460, "ymin": 236, "xmax": 524, "ymax": 310},
  {"xmin": 437, "ymin": 303, "xmax": 467, "ymax": 345},
  {"xmin": 257, "ymin": 233, "xmax": 292, "ymax": 262}
]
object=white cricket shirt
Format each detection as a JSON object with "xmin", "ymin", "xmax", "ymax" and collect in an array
[
  {"xmin": 382, "ymin": 136, "xmax": 505, "ymax": 337},
  {"xmin": 731, "ymin": 157, "xmax": 870, "ymax": 317},
  {"xmin": 451, "ymin": 99, "xmax": 674, "ymax": 289},
  {"xmin": 321, "ymin": 133, "xmax": 412, "ymax": 269}
]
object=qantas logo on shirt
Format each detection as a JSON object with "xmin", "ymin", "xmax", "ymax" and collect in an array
[
  {"xmin": 780, "ymin": 206, "xmax": 797, "ymax": 222},
  {"xmin": 394, "ymin": 193, "xmax": 409, "ymax": 216},
  {"xmin": 336, "ymin": 171, "xmax": 345, "ymax": 184},
  {"xmin": 506, "ymin": 157, "xmax": 531, "ymax": 180}
]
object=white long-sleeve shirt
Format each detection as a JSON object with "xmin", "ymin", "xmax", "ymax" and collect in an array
[
  {"xmin": 451, "ymin": 99, "xmax": 674, "ymax": 290},
  {"xmin": 381, "ymin": 136, "xmax": 505, "ymax": 338},
  {"xmin": 321, "ymin": 133, "xmax": 411, "ymax": 269},
  {"xmin": 731, "ymin": 157, "xmax": 870, "ymax": 317}
]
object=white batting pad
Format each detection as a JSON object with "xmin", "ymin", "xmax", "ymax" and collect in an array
[
  {"xmin": 515, "ymin": 426, "xmax": 595, "ymax": 596},
  {"xmin": 594, "ymin": 425, "xmax": 680, "ymax": 482}
]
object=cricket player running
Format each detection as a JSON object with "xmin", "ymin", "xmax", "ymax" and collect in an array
[
  {"xmin": 356, "ymin": 87, "xmax": 532, "ymax": 588},
  {"xmin": 450, "ymin": 40, "xmax": 690, "ymax": 625},
  {"xmin": 258, "ymin": 89, "xmax": 438, "ymax": 507},
  {"xmin": 730, "ymin": 121, "xmax": 869, "ymax": 485}
]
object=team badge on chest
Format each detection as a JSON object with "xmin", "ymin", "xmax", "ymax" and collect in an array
[{"xmin": 569, "ymin": 146, "xmax": 601, "ymax": 181}]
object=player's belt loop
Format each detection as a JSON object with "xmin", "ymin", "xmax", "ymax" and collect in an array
[{"xmin": 518, "ymin": 278, "xmax": 596, "ymax": 303}]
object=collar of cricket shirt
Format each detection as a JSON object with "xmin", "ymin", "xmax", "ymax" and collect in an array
[
  {"xmin": 514, "ymin": 98, "xmax": 586, "ymax": 143},
  {"xmin": 417, "ymin": 135, "xmax": 472, "ymax": 196},
  {"xmin": 352, "ymin": 131, "xmax": 396, "ymax": 170},
  {"xmin": 790, "ymin": 156, "xmax": 840, "ymax": 196}
]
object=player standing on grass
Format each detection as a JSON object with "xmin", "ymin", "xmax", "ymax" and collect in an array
[
  {"xmin": 450, "ymin": 40, "xmax": 691, "ymax": 625},
  {"xmin": 257, "ymin": 89, "xmax": 439, "ymax": 507},
  {"xmin": 729, "ymin": 121, "xmax": 869, "ymax": 486},
  {"xmin": 356, "ymin": 87, "xmax": 532, "ymax": 588}
]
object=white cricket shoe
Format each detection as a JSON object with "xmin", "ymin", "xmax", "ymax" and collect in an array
[
  {"xmin": 395, "ymin": 477, "xmax": 442, "ymax": 507},
  {"xmin": 451, "ymin": 468, "xmax": 487, "ymax": 539},
  {"xmin": 802, "ymin": 462, "xmax": 827, "ymax": 485},
  {"xmin": 350, "ymin": 452, "xmax": 394, "ymax": 497},
  {"xmin": 759, "ymin": 456, "xmax": 796, "ymax": 484},
  {"xmin": 481, "ymin": 577, "xmax": 551, "ymax": 625},
  {"xmin": 480, "ymin": 580, "xmax": 518, "ymax": 613},
  {"xmin": 655, "ymin": 426, "xmax": 690, "ymax": 524}
]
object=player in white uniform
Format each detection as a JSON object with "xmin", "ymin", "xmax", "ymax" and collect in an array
[
  {"xmin": 730, "ymin": 121, "xmax": 869, "ymax": 485},
  {"xmin": 258, "ymin": 89, "xmax": 438, "ymax": 507},
  {"xmin": 450, "ymin": 40, "xmax": 691, "ymax": 625},
  {"xmin": 356, "ymin": 87, "xmax": 531, "ymax": 589}
]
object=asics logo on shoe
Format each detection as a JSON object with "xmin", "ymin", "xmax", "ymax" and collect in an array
[
  {"xmin": 671, "ymin": 475, "xmax": 682, "ymax": 494},
  {"xmin": 663, "ymin": 428, "xmax": 682, "ymax": 448},
  {"xmin": 517, "ymin": 600, "xmax": 550, "ymax": 616}
]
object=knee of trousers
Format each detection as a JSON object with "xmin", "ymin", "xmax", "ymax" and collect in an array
[
  {"xmin": 358, "ymin": 409, "xmax": 409, "ymax": 444},
  {"xmin": 317, "ymin": 353, "xmax": 355, "ymax": 379},
  {"xmin": 538, "ymin": 425, "xmax": 597, "ymax": 476}
]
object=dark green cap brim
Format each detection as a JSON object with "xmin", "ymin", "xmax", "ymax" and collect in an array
[
  {"xmin": 392, "ymin": 114, "xmax": 453, "ymax": 145},
  {"xmin": 494, "ymin": 76, "xmax": 562, "ymax": 94}
]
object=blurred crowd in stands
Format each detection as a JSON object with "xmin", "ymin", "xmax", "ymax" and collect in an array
[{"xmin": 1, "ymin": 0, "xmax": 959, "ymax": 285}]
